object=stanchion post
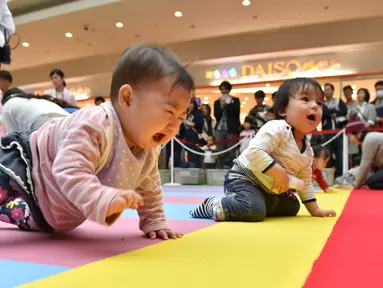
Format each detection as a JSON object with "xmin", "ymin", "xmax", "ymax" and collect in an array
[
  {"xmin": 342, "ymin": 131, "xmax": 349, "ymax": 175},
  {"xmin": 163, "ymin": 138, "xmax": 181, "ymax": 186}
]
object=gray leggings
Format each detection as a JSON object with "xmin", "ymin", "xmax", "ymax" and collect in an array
[{"xmin": 221, "ymin": 178, "xmax": 300, "ymax": 222}]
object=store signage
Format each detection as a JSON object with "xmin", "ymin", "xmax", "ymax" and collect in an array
[{"xmin": 205, "ymin": 59, "xmax": 341, "ymax": 80}]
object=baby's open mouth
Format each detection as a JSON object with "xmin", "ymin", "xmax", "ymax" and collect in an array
[
  {"xmin": 307, "ymin": 115, "xmax": 316, "ymax": 121},
  {"xmin": 153, "ymin": 133, "xmax": 166, "ymax": 143}
]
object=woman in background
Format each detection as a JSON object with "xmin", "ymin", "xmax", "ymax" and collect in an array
[
  {"xmin": 349, "ymin": 88, "xmax": 376, "ymax": 126},
  {"xmin": 183, "ymin": 99, "xmax": 204, "ymax": 168},
  {"xmin": 2, "ymin": 91, "xmax": 70, "ymax": 133},
  {"xmin": 47, "ymin": 69, "xmax": 77, "ymax": 107},
  {"xmin": 346, "ymin": 117, "xmax": 383, "ymax": 190},
  {"xmin": 200, "ymin": 104, "xmax": 216, "ymax": 142},
  {"xmin": 348, "ymin": 88, "xmax": 377, "ymax": 166}
]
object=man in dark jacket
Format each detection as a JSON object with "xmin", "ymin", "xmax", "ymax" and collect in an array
[
  {"xmin": 214, "ymin": 81, "xmax": 240, "ymax": 169},
  {"xmin": 322, "ymin": 83, "xmax": 348, "ymax": 177}
]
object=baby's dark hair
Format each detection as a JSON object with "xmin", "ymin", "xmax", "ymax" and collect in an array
[
  {"xmin": 313, "ymin": 145, "xmax": 330, "ymax": 159},
  {"xmin": 0, "ymin": 70, "xmax": 12, "ymax": 83},
  {"xmin": 110, "ymin": 43, "xmax": 194, "ymax": 103},
  {"xmin": 94, "ymin": 96, "xmax": 105, "ymax": 104},
  {"xmin": 267, "ymin": 107, "xmax": 275, "ymax": 114},
  {"xmin": 244, "ymin": 116, "xmax": 254, "ymax": 124},
  {"xmin": 274, "ymin": 78, "xmax": 324, "ymax": 119}
]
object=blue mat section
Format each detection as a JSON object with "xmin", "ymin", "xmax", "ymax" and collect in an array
[
  {"xmin": 0, "ymin": 260, "xmax": 69, "ymax": 288},
  {"xmin": 63, "ymin": 107, "xmax": 79, "ymax": 114},
  {"xmin": 121, "ymin": 203, "xmax": 211, "ymax": 221}
]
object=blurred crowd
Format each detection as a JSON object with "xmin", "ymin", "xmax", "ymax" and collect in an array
[{"xmin": 168, "ymin": 80, "xmax": 383, "ymax": 177}]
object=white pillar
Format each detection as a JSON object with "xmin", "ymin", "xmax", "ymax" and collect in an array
[
  {"xmin": 342, "ymin": 131, "xmax": 349, "ymax": 175},
  {"xmin": 163, "ymin": 138, "xmax": 181, "ymax": 186}
]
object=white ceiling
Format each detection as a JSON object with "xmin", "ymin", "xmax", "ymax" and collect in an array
[{"xmin": 8, "ymin": 0, "xmax": 383, "ymax": 71}]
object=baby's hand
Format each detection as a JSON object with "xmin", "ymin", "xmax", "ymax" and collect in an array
[
  {"xmin": 310, "ymin": 208, "xmax": 336, "ymax": 218},
  {"xmin": 266, "ymin": 163, "xmax": 289, "ymax": 192},
  {"xmin": 324, "ymin": 187, "xmax": 334, "ymax": 193},
  {"xmin": 107, "ymin": 190, "xmax": 143, "ymax": 218},
  {"xmin": 147, "ymin": 229, "xmax": 183, "ymax": 240}
]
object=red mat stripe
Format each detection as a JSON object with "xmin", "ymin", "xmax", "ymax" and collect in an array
[{"xmin": 303, "ymin": 189, "xmax": 383, "ymax": 288}]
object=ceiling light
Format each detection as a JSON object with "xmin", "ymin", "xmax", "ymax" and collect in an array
[
  {"xmin": 351, "ymin": 85, "xmax": 356, "ymax": 89},
  {"xmin": 203, "ymin": 101, "xmax": 209, "ymax": 104},
  {"xmin": 174, "ymin": 11, "xmax": 183, "ymax": 17},
  {"xmin": 204, "ymin": 96, "xmax": 209, "ymax": 100},
  {"xmin": 116, "ymin": 22, "xmax": 124, "ymax": 28},
  {"xmin": 245, "ymin": 97, "xmax": 249, "ymax": 101},
  {"xmin": 22, "ymin": 42, "xmax": 30, "ymax": 47},
  {"xmin": 242, "ymin": 0, "xmax": 251, "ymax": 6},
  {"xmin": 266, "ymin": 83, "xmax": 270, "ymax": 87},
  {"xmin": 241, "ymin": 105, "xmax": 244, "ymax": 108},
  {"xmin": 65, "ymin": 32, "xmax": 73, "ymax": 38},
  {"xmin": 242, "ymin": 101, "xmax": 246, "ymax": 105}
]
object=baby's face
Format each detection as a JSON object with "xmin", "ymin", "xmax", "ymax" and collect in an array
[
  {"xmin": 243, "ymin": 122, "xmax": 252, "ymax": 130},
  {"xmin": 117, "ymin": 76, "xmax": 191, "ymax": 149},
  {"xmin": 267, "ymin": 112, "xmax": 276, "ymax": 121},
  {"xmin": 314, "ymin": 154, "xmax": 329, "ymax": 171}
]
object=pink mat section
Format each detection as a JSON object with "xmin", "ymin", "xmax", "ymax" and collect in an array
[
  {"xmin": 0, "ymin": 218, "xmax": 215, "ymax": 268},
  {"xmin": 163, "ymin": 196, "xmax": 207, "ymax": 204}
]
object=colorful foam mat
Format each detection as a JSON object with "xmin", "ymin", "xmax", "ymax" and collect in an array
[{"xmin": 1, "ymin": 186, "xmax": 379, "ymax": 288}]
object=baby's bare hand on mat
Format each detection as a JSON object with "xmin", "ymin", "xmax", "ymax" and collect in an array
[
  {"xmin": 311, "ymin": 208, "xmax": 336, "ymax": 217},
  {"xmin": 147, "ymin": 229, "xmax": 183, "ymax": 240}
]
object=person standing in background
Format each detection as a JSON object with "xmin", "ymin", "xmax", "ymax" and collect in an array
[
  {"xmin": 183, "ymin": 99, "xmax": 204, "ymax": 168},
  {"xmin": 0, "ymin": 0, "xmax": 15, "ymax": 68},
  {"xmin": 321, "ymin": 83, "xmax": 348, "ymax": 177},
  {"xmin": 200, "ymin": 103, "xmax": 216, "ymax": 142},
  {"xmin": 214, "ymin": 81, "xmax": 240, "ymax": 169},
  {"xmin": 239, "ymin": 116, "xmax": 255, "ymax": 154},
  {"xmin": 373, "ymin": 81, "xmax": 383, "ymax": 126},
  {"xmin": 343, "ymin": 85, "xmax": 354, "ymax": 110},
  {"xmin": 350, "ymin": 88, "xmax": 376, "ymax": 127},
  {"xmin": 0, "ymin": 71, "xmax": 69, "ymax": 133},
  {"xmin": 47, "ymin": 69, "xmax": 77, "ymax": 107},
  {"xmin": 248, "ymin": 90, "xmax": 270, "ymax": 130}
]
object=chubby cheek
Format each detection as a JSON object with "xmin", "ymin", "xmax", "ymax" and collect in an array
[{"xmin": 316, "ymin": 108, "xmax": 323, "ymax": 120}]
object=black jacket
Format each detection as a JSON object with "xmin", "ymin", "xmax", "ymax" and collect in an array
[
  {"xmin": 214, "ymin": 96, "xmax": 241, "ymax": 135},
  {"xmin": 322, "ymin": 99, "xmax": 348, "ymax": 130}
]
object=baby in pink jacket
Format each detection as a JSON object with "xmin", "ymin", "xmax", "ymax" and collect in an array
[{"xmin": 0, "ymin": 43, "xmax": 194, "ymax": 240}]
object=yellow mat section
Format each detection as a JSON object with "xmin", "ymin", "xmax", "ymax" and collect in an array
[{"xmin": 20, "ymin": 189, "xmax": 350, "ymax": 288}]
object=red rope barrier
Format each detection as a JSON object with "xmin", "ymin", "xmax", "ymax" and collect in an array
[
  {"xmin": 176, "ymin": 127, "xmax": 383, "ymax": 147},
  {"xmin": 311, "ymin": 127, "xmax": 383, "ymax": 135}
]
